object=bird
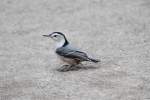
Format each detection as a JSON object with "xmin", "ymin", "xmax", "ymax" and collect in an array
[{"xmin": 43, "ymin": 32, "xmax": 100, "ymax": 71}]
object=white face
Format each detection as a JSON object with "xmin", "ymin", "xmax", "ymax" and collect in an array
[
  {"xmin": 43, "ymin": 32, "xmax": 68, "ymax": 48},
  {"xmin": 50, "ymin": 33, "xmax": 65, "ymax": 42},
  {"xmin": 50, "ymin": 33, "xmax": 66, "ymax": 47}
]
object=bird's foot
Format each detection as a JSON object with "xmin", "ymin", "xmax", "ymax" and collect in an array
[
  {"xmin": 57, "ymin": 65, "xmax": 71, "ymax": 72},
  {"xmin": 57, "ymin": 65, "xmax": 80, "ymax": 72},
  {"xmin": 69, "ymin": 65, "xmax": 81, "ymax": 71}
]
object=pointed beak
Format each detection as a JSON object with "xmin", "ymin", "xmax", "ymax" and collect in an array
[{"xmin": 42, "ymin": 35, "xmax": 50, "ymax": 37}]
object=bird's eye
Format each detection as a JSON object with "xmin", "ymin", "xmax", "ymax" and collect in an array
[{"xmin": 54, "ymin": 35, "xmax": 57, "ymax": 37}]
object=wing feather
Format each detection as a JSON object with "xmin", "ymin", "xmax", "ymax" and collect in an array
[{"xmin": 56, "ymin": 47, "xmax": 89, "ymax": 61}]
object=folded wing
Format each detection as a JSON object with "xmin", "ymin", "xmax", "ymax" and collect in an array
[{"xmin": 56, "ymin": 47, "xmax": 89, "ymax": 61}]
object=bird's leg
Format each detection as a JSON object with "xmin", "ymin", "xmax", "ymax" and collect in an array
[
  {"xmin": 57, "ymin": 64, "xmax": 71, "ymax": 72},
  {"xmin": 57, "ymin": 61, "xmax": 81, "ymax": 72},
  {"xmin": 69, "ymin": 64, "xmax": 81, "ymax": 71}
]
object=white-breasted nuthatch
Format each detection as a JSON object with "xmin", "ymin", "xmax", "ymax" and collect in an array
[{"xmin": 43, "ymin": 32, "xmax": 100, "ymax": 71}]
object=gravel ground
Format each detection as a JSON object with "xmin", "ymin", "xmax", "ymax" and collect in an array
[{"xmin": 0, "ymin": 0, "xmax": 150, "ymax": 100}]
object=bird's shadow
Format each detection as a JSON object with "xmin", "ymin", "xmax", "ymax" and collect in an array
[{"xmin": 57, "ymin": 65, "xmax": 99, "ymax": 72}]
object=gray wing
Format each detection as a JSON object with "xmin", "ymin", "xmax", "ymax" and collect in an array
[{"xmin": 56, "ymin": 47, "xmax": 89, "ymax": 61}]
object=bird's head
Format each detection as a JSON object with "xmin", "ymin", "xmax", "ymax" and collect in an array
[{"xmin": 43, "ymin": 32, "xmax": 69, "ymax": 47}]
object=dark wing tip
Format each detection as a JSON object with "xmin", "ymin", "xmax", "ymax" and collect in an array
[{"xmin": 88, "ymin": 58, "xmax": 100, "ymax": 63}]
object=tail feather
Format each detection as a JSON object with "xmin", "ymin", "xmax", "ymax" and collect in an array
[{"xmin": 88, "ymin": 58, "xmax": 100, "ymax": 63}]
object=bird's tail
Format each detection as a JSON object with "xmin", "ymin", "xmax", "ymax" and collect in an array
[{"xmin": 88, "ymin": 57, "xmax": 100, "ymax": 63}]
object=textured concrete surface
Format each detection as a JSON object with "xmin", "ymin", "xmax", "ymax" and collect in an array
[{"xmin": 0, "ymin": 0, "xmax": 150, "ymax": 100}]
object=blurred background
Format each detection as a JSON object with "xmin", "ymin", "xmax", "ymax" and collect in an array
[{"xmin": 0, "ymin": 0, "xmax": 150, "ymax": 100}]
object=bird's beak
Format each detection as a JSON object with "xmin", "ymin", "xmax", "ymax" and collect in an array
[{"xmin": 42, "ymin": 35, "xmax": 50, "ymax": 37}]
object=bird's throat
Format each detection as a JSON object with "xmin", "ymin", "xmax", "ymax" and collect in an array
[{"xmin": 56, "ymin": 39, "xmax": 69, "ymax": 48}]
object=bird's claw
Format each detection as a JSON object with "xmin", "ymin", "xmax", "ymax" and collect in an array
[
  {"xmin": 57, "ymin": 65, "xmax": 71, "ymax": 72},
  {"xmin": 57, "ymin": 65, "xmax": 80, "ymax": 72}
]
